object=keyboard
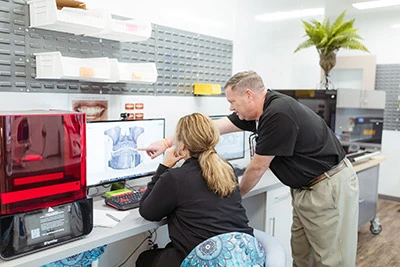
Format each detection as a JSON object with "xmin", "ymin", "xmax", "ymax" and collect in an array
[{"xmin": 105, "ymin": 188, "xmax": 146, "ymax": 211}]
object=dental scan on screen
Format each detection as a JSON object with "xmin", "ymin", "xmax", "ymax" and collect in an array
[{"xmin": 86, "ymin": 119, "xmax": 165, "ymax": 187}]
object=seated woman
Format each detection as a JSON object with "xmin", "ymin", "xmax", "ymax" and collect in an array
[{"xmin": 137, "ymin": 113, "xmax": 253, "ymax": 267}]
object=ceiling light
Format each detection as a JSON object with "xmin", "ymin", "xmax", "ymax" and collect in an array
[
  {"xmin": 392, "ymin": 24, "xmax": 400, "ymax": 28},
  {"xmin": 352, "ymin": 0, "xmax": 400, "ymax": 10},
  {"xmin": 255, "ymin": 8, "xmax": 324, "ymax": 22}
]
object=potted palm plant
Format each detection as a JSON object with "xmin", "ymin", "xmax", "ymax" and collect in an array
[{"xmin": 294, "ymin": 11, "xmax": 369, "ymax": 89}]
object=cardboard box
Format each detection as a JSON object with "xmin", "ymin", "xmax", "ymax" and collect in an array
[{"xmin": 56, "ymin": 0, "xmax": 86, "ymax": 10}]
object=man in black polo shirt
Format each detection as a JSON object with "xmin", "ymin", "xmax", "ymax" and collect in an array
[
  {"xmin": 141, "ymin": 71, "xmax": 359, "ymax": 266},
  {"xmin": 213, "ymin": 70, "xmax": 359, "ymax": 267}
]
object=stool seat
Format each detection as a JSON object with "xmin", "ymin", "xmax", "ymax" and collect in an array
[
  {"xmin": 41, "ymin": 245, "xmax": 107, "ymax": 267},
  {"xmin": 254, "ymin": 229, "xmax": 287, "ymax": 267},
  {"xmin": 180, "ymin": 232, "xmax": 265, "ymax": 267}
]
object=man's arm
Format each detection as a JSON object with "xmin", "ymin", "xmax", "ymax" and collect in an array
[
  {"xmin": 213, "ymin": 117, "xmax": 243, "ymax": 134},
  {"xmin": 240, "ymin": 154, "xmax": 274, "ymax": 196},
  {"xmin": 138, "ymin": 136, "xmax": 173, "ymax": 159},
  {"xmin": 139, "ymin": 117, "xmax": 242, "ymax": 159}
]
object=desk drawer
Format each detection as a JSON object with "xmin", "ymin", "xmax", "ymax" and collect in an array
[{"xmin": 266, "ymin": 185, "xmax": 291, "ymax": 209}]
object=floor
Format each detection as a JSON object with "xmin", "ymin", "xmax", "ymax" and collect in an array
[{"xmin": 357, "ymin": 199, "xmax": 400, "ymax": 267}]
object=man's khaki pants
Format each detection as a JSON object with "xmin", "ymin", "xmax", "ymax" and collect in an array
[{"xmin": 291, "ymin": 158, "xmax": 359, "ymax": 267}]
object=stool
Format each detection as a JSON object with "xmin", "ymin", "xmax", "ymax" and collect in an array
[
  {"xmin": 41, "ymin": 245, "xmax": 107, "ymax": 267},
  {"xmin": 253, "ymin": 229, "xmax": 286, "ymax": 267},
  {"xmin": 180, "ymin": 232, "xmax": 265, "ymax": 267}
]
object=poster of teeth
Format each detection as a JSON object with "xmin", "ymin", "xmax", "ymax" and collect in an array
[{"xmin": 68, "ymin": 95, "xmax": 110, "ymax": 121}]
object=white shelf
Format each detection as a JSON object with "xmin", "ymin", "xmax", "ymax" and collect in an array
[
  {"xmin": 87, "ymin": 17, "xmax": 152, "ymax": 42},
  {"xmin": 35, "ymin": 51, "xmax": 111, "ymax": 82},
  {"xmin": 116, "ymin": 62, "xmax": 157, "ymax": 84},
  {"xmin": 28, "ymin": 0, "xmax": 151, "ymax": 42},
  {"xmin": 28, "ymin": 0, "xmax": 105, "ymax": 36},
  {"xmin": 35, "ymin": 52, "xmax": 157, "ymax": 84}
]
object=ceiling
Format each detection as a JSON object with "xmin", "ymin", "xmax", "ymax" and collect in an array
[{"xmin": 250, "ymin": 0, "xmax": 400, "ymax": 17}]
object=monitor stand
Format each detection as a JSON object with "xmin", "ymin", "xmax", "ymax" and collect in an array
[
  {"xmin": 110, "ymin": 180, "xmax": 126, "ymax": 191},
  {"xmin": 105, "ymin": 180, "xmax": 131, "ymax": 198}
]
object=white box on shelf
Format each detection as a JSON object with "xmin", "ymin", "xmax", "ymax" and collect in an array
[
  {"xmin": 28, "ymin": 0, "xmax": 105, "ymax": 35},
  {"xmin": 107, "ymin": 58, "xmax": 120, "ymax": 83},
  {"xmin": 35, "ymin": 51, "xmax": 111, "ymax": 82},
  {"xmin": 116, "ymin": 62, "xmax": 157, "ymax": 84},
  {"xmin": 87, "ymin": 16, "xmax": 152, "ymax": 42}
]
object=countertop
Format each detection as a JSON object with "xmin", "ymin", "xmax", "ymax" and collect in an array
[
  {"xmin": 352, "ymin": 155, "xmax": 386, "ymax": 173},
  {"xmin": 0, "ymin": 155, "xmax": 386, "ymax": 266}
]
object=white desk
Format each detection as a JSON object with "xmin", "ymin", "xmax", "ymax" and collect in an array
[
  {"xmin": 0, "ymin": 171, "xmax": 281, "ymax": 267},
  {"xmin": 1, "ymin": 156, "xmax": 386, "ymax": 267},
  {"xmin": 0, "ymin": 206, "xmax": 166, "ymax": 267}
]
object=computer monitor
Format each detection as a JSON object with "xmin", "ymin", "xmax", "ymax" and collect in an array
[
  {"xmin": 274, "ymin": 89, "xmax": 337, "ymax": 131},
  {"xmin": 86, "ymin": 119, "xmax": 165, "ymax": 187},
  {"xmin": 210, "ymin": 115, "xmax": 245, "ymax": 160}
]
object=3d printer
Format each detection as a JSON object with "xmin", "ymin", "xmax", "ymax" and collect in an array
[{"xmin": 0, "ymin": 110, "xmax": 93, "ymax": 259}]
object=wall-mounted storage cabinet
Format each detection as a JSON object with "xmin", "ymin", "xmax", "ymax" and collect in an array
[
  {"xmin": 35, "ymin": 52, "xmax": 157, "ymax": 84},
  {"xmin": 2, "ymin": 0, "xmax": 232, "ymax": 95},
  {"xmin": 28, "ymin": 0, "xmax": 151, "ymax": 42},
  {"xmin": 337, "ymin": 89, "xmax": 386, "ymax": 109}
]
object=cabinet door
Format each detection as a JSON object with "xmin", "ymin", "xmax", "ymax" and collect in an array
[
  {"xmin": 361, "ymin": 90, "xmax": 386, "ymax": 109},
  {"xmin": 337, "ymin": 89, "xmax": 362, "ymax": 108},
  {"xmin": 357, "ymin": 166, "xmax": 379, "ymax": 227},
  {"xmin": 266, "ymin": 186, "xmax": 292, "ymax": 267}
]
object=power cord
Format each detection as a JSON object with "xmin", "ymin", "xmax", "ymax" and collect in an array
[
  {"xmin": 147, "ymin": 229, "xmax": 158, "ymax": 250},
  {"xmin": 86, "ymin": 186, "xmax": 99, "ymax": 198},
  {"xmin": 114, "ymin": 228, "xmax": 158, "ymax": 267},
  {"xmin": 125, "ymin": 183, "xmax": 135, "ymax": 191},
  {"xmin": 125, "ymin": 183, "xmax": 147, "ymax": 192}
]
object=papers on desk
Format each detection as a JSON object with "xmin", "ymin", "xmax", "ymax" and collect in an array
[{"xmin": 93, "ymin": 209, "xmax": 129, "ymax": 228}]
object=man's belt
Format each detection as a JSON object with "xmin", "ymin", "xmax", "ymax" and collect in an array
[{"xmin": 302, "ymin": 159, "xmax": 347, "ymax": 190}]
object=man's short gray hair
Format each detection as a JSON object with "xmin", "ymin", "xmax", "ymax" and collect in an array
[{"xmin": 224, "ymin": 71, "xmax": 265, "ymax": 93}]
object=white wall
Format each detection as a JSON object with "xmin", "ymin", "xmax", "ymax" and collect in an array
[
  {"xmin": 233, "ymin": 0, "xmax": 322, "ymax": 89},
  {"xmin": 340, "ymin": 9, "xmax": 400, "ymax": 64},
  {"xmin": 378, "ymin": 131, "xmax": 400, "ymax": 198},
  {"xmin": 349, "ymin": 9, "xmax": 400, "ymax": 198},
  {"xmin": 84, "ymin": 0, "xmax": 237, "ymax": 40},
  {"xmin": 0, "ymin": 92, "xmax": 69, "ymax": 110}
]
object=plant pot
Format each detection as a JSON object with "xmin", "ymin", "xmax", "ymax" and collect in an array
[
  {"xmin": 317, "ymin": 75, "xmax": 335, "ymax": 90},
  {"xmin": 317, "ymin": 50, "xmax": 337, "ymax": 89},
  {"xmin": 319, "ymin": 50, "xmax": 337, "ymax": 77}
]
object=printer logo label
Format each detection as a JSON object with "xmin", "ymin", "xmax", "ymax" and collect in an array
[{"xmin": 44, "ymin": 239, "xmax": 58, "ymax": 246}]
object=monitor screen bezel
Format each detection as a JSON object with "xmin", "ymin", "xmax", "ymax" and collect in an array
[
  {"xmin": 274, "ymin": 89, "xmax": 337, "ymax": 131},
  {"xmin": 85, "ymin": 118, "xmax": 165, "ymax": 187},
  {"xmin": 209, "ymin": 114, "xmax": 246, "ymax": 161}
]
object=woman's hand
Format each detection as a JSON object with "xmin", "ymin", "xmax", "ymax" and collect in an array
[{"xmin": 163, "ymin": 147, "xmax": 185, "ymax": 168}]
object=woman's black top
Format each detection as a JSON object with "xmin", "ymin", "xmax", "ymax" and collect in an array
[{"xmin": 139, "ymin": 157, "xmax": 253, "ymax": 258}]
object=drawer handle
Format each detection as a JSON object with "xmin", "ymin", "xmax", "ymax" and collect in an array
[
  {"xmin": 269, "ymin": 217, "xmax": 276, "ymax": 236},
  {"xmin": 359, "ymin": 199, "xmax": 365, "ymax": 204}
]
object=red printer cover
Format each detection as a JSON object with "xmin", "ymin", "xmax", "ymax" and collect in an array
[{"xmin": 0, "ymin": 110, "xmax": 87, "ymax": 215}]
